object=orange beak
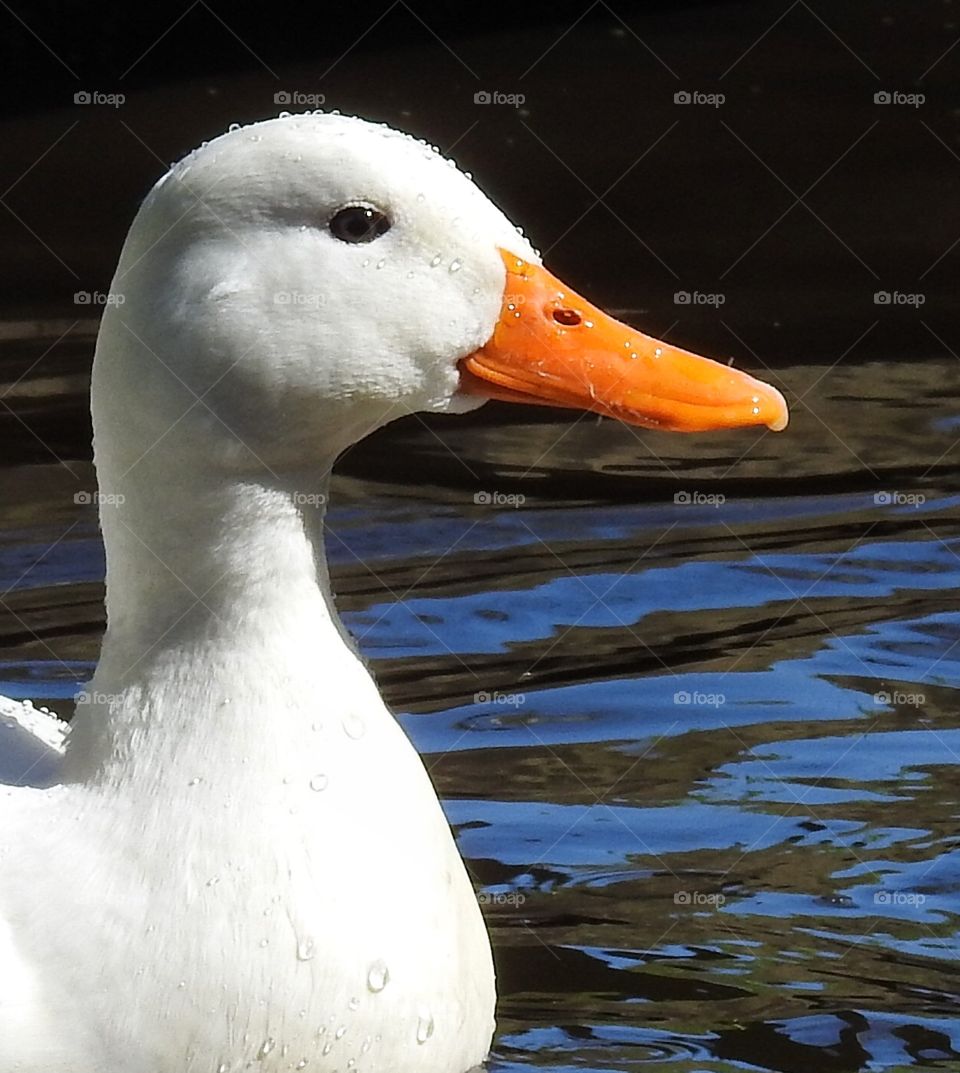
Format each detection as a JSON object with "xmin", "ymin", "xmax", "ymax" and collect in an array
[{"xmin": 460, "ymin": 249, "xmax": 788, "ymax": 433}]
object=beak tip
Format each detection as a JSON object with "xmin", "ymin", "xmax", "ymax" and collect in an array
[{"xmin": 764, "ymin": 388, "xmax": 790, "ymax": 432}]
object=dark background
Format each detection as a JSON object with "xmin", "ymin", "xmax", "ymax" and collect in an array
[{"xmin": 0, "ymin": 0, "xmax": 956, "ymax": 464}]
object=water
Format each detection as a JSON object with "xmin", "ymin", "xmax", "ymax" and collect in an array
[{"xmin": 2, "ymin": 343, "xmax": 959, "ymax": 1071}]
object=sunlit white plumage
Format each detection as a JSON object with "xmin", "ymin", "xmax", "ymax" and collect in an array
[
  {"xmin": 0, "ymin": 106, "xmax": 793, "ymax": 1073},
  {"xmin": 0, "ymin": 113, "xmax": 540, "ymax": 1073}
]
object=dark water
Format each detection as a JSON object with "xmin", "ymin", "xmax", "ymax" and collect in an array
[{"xmin": 3, "ymin": 334, "xmax": 960, "ymax": 1072}]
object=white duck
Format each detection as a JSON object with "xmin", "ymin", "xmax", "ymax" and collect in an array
[{"xmin": 0, "ymin": 113, "xmax": 787, "ymax": 1073}]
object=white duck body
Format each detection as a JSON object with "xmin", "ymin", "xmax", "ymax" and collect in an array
[
  {"xmin": 0, "ymin": 113, "xmax": 541, "ymax": 1073},
  {"xmin": 0, "ymin": 111, "xmax": 791, "ymax": 1073}
]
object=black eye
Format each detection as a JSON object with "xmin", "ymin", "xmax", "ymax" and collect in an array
[{"xmin": 329, "ymin": 205, "xmax": 391, "ymax": 243}]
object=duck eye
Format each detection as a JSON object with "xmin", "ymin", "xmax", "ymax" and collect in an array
[{"xmin": 329, "ymin": 205, "xmax": 391, "ymax": 243}]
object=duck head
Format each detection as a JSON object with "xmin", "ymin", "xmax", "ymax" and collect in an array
[{"xmin": 97, "ymin": 113, "xmax": 786, "ymax": 474}]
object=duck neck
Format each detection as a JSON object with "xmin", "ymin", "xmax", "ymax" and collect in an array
[
  {"xmin": 66, "ymin": 454, "xmax": 374, "ymax": 788},
  {"xmin": 100, "ymin": 459, "xmax": 341, "ymax": 654}
]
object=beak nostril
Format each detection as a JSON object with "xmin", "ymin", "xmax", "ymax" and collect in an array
[{"xmin": 552, "ymin": 307, "xmax": 582, "ymax": 327}]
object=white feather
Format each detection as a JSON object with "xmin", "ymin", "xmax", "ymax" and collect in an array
[{"xmin": 0, "ymin": 113, "xmax": 540, "ymax": 1073}]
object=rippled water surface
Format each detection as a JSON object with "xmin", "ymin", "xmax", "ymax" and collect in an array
[{"xmin": 3, "ymin": 331, "xmax": 960, "ymax": 1071}]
